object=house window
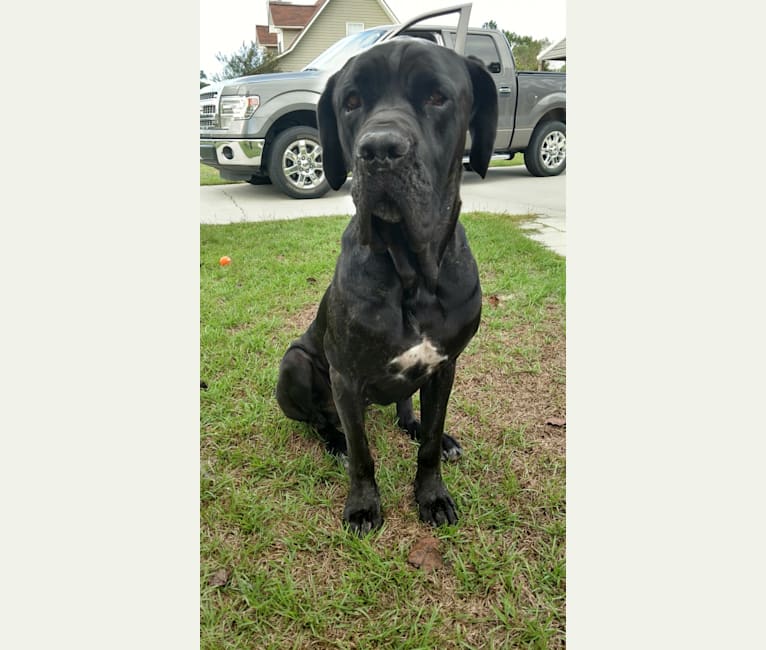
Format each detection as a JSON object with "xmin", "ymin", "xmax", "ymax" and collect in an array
[{"xmin": 346, "ymin": 22, "xmax": 364, "ymax": 36}]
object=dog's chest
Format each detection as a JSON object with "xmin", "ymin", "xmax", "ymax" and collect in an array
[
  {"xmin": 326, "ymin": 234, "xmax": 481, "ymax": 401},
  {"xmin": 388, "ymin": 336, "xmax": 448, "ymax": 381},
  {"xmin": 358, "ymin": 287, "xmax": 474, "ymax": 397},
  {"xmin": 359, "ymin": 323, "xmax": 454, "ymax": 403}
]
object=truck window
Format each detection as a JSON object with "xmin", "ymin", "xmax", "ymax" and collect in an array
[
  {"xmin": 398, "ymin": 30, "xmax": 439, "ymax": 44},
  {"xmin": 302, "ymin": 27, "xmax": 388, "ymax": 71},
  {"xmin": 463, "ymin": 34, "xmax": 501, "ymax": 73}
]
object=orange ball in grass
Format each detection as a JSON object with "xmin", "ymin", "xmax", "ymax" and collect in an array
[{"xmin": 219, "ymin": 256, "xmax": 232, "ymax": 266}]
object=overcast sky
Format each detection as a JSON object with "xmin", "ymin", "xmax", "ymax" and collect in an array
[{"xmin": 200, "ymin": 0, "xmax": 566, "ymax": 78}]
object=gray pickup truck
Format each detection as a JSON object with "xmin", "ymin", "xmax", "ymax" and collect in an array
[{"xmin": 200, "ymin": 4, "xmax": 565, "ymax": 199}]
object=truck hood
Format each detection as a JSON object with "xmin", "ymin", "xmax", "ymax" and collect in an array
[{"xmin": 217, "ymin": 69, "xmax": 328, "ymax": 96}]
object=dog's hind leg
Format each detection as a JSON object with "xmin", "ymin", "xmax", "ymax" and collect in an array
[
  {"xmin": 396, "ymin": 397, "xmax": 462, "ymax": 461},
  {"xmin": 276, "ymin": 345, "xmax": 347, "ymax": 458}
]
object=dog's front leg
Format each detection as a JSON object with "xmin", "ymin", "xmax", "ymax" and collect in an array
[
  {"xmin": 329, "ymin": 367, "xmax": 382, "ymax": 535},
  {"xmin": 415, "ymin": 361, "xmax": 459, "ymax": 526}
]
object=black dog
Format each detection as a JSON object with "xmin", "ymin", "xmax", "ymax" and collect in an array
[{"xmin": 276, "ymin": 38, "xmax": 498, "ymax": 535}]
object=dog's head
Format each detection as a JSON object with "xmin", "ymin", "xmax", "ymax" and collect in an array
[{"xmin": 317, "ymin": 38, "xmax": 498, "ymax": 286}]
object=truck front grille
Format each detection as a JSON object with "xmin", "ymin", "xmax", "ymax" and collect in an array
[{"xmin": 200, "ymin": 90, "xmax": 219, "ymax": 129}]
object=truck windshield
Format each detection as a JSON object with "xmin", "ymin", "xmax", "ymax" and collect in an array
[{"xmin": 303, "ymin": 27, "xmax": 390, "ymax": 72}]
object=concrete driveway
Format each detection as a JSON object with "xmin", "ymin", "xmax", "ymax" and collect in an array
[{"xmin": 200, "ymin": 165, "xmax": 566, "ymax": 256}]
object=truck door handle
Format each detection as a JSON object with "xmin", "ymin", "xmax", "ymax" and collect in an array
[{"xmin": 498, "ymin": 86, "xmax": 512, "ymax": 95}]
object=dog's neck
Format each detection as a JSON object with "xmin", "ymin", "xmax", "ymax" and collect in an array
[{"xmin": 378, "ymin": 193, "xmax": 462, "ymax": 294}]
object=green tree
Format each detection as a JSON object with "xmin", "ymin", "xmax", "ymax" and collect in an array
[
  {"xmin": 503, "ymin": 31, "xmax": 551, "ymax": 71},
  {"xmin": 481, "ymin": 19, "xmax": 554, "ymax": 71},
  {"xmin": 200, "ymin": 70, "xmax": 209, "ymax": 88},
  {"xmin": 212, "ymin": 41, "xmax": 280, "ymax": 81}
]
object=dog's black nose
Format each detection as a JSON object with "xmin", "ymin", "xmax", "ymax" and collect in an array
[{"xmin": 357, "ymin": 130, "xmax": 410, "ymax": 163}]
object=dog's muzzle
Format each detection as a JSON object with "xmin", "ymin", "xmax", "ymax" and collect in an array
[
  {"xmin": 354, "ymin": 130, "xmax": 414, "ymax": 225},
  {"xmin": 351, "ymin": 126, "xmax": 444, "ymax": 289},
  {"xmin": 356, "ymin": 129, "xmax": 411, "ymax": 167}
]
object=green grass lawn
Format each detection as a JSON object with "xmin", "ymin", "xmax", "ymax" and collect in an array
[
  {"xmin": 201, "ymin": 163, "xmax": 243, "ymax": 186},
  {"xmin": 489, "ymin": 154, "xmax": 525, "ymax": 168},
  {"xmin": 200, "ymin": 212, "xmax": 565, "ymax": 649}
]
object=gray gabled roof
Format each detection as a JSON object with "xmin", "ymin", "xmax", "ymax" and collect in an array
[{"xmin": 537, "ymin": 37, "xmax": 566, "ymax": 62}]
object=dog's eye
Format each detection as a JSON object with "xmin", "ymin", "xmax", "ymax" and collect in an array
[
  {"xmin": 344, "ymin": 93, "xmax": 361, "ymax": 112},
  {"xmin": 424, "ymin": 91, "xmax": 446, "ymax": 107}
]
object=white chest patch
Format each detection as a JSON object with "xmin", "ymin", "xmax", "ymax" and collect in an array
[{"xmin": 389, "ymin": 338, "xmax": 448, "ymax": 375}]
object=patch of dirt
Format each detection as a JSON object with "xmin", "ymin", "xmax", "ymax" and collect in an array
[
  {"xmin": 456, "ymin": 311, "xmax": 566, "ymax": 444},
  {"xmin": 284, "ymin": 303, "xmax": 318, "ymax": 339}
]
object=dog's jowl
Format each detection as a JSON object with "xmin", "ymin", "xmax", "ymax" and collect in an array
[{"xmin": 276, "ymin": 39, "xmax": 498, "ymax": 535}]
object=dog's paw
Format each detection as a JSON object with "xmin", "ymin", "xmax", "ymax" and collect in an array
[
  {"xmin": 343, "ymin": 488, "xmax": 383, "ymax": 536},
  {"xmin": 398, "ymin": 420, "xmax": 463, "ymax": 462},
  {"xmin": 441, "ymin": 432, "xmax": 463, "ymax": 462},
  {"xmin": 397, "ymin": 416, "xmax": 421, "ymax": 441},
  {"xmin": 324, "ymin": 436, "xmax": 348, "ymax": 459},
  {"xmin": 318, "ymin": 425, "xmax": 348, "ymax": 457},
  {"xmin": 415, "ymin": 479, "xmax": 458, "ymax": 527}
]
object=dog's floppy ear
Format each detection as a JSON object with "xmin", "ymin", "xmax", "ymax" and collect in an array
[
  {"xmin": 465, "ymin": 57, "xmax": 499, "ymax": 178},
  {"xmin": 317, "ymin": 71, "xmax": 348, "ymax": 190}
]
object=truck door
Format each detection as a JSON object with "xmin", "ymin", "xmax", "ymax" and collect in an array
[{"xmin": 448, "ymin": 31, "xmax": 515, "ymax": 151}]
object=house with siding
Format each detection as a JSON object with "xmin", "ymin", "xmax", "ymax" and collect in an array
[
  {"xmin": 255, "ymin": 25, "xmax": 279, "ymax": 56},
  {"xmin": 255, "ymin": 0, "xmax": 398, "ymax": 72},
  {"xmin": 537, "ymin": 37, "xmax": 566, "ymax": 70}
]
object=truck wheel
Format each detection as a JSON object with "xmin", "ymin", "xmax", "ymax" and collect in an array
[
  {"xmin": 268, "ymin": 126, "xmax": 330, "ymax": 199},
  {"xmin": 525, "ymin": 120, "xmax": 566, "ymax": 177}
]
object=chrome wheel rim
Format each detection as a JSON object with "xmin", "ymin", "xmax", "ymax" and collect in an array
[
  {"xmin": 540, "ymin": 130, "xmax": 566, "ymax": 170},
  {"xmin": 282, "ymin": 138, "xmax": 324, "ymax": 190}
]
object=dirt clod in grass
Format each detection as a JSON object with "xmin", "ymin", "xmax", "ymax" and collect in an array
[
  {"xmin": 407, "ymin": 535, "xmax": 444, "ymax": 573},
  {"xmin": 208, "ymin": 568, "xmax": 231, "ymax": 588},
  {"xmin": 486, "ymin": 293, "xmax": 514, "ymax": 308}
]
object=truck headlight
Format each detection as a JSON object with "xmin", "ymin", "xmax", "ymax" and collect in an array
[{"xmin": 220, "ymin": 95, "xmax": 260, "ymax": 120}]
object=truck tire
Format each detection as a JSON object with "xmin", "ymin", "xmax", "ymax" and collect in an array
[
  {"xmin": 267, "ymin": 126, "xmax": 330, "ymax": 199},
  {"xmin": 525, "ymin": 120, "xmax": 566, "ymax": 177}
]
